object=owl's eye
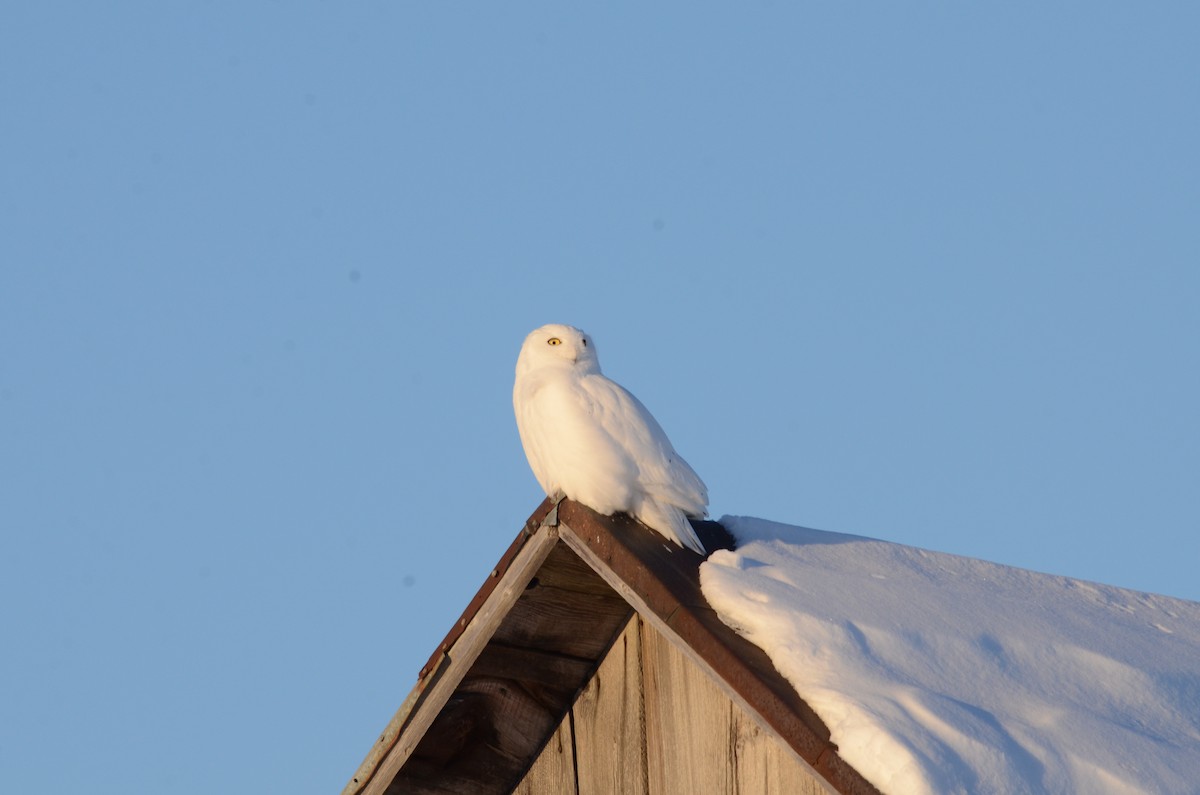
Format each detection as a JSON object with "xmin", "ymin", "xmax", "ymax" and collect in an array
[
  {"xmin": 547, "ymin": 338, "xmax": 562, "ymax": 346},
  {"xmin": 582, "ymin": 338, "xmax": 588, "ymax": 347}
]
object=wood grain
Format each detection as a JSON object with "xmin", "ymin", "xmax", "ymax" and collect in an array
[
  {"xmin": 642, "ymin": 622, "xmax": 836, "ymax": 795},
  {"xmin": 514, "ymin": 716, "xmax": 577, "ymax": 795},
  {"xmin": 732, "ymin": 709, "xmax": 836, "ymax": 795},
  {"xmin": 643, "ymin": 619, "xmax": 737, "ymax": 795},
  {"xmin": 489, "ymin": 573, "xmax": 631, "ymax": 659},
  {"xmin": 571, "ymin": 616, "xmax": 649, "ymax": 795}
]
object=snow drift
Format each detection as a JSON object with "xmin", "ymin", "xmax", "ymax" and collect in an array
[{"xmin": 700, "ymin": 517, "xmax": 1200, "ymax": 795}]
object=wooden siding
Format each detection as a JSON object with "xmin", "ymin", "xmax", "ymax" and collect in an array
[
  {"xmin": 572, "ymin": 615, "xmax": 649, "ymax": 795},
  {"xmin": 521, "ymin": 616, "xmax": 834, "ymax": 795},
  {"xmin": 514, "ymin": 720, "xmax": 575, "ymax": 795}
]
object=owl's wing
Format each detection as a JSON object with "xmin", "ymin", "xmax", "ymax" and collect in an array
[
  {"xmin": 514, "ymin": 372, "xmax": 641, "ymax": 514},
  {"xmin": 578, "ymin": 374, "xmax": 708, "ymax": 518}
]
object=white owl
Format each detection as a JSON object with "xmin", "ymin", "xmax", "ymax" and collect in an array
[{"xmin": 513, "ymin": 323, "xmax": 709, "ymax": 554}]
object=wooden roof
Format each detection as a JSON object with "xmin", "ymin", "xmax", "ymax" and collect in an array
[{"xmin": 343, "ymin": 498, "xmax": 882, "ymax": 795}]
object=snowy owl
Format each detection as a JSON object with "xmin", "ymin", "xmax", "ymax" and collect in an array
[{"xmin": 513, "ymin": 323, "xmax": 709, "ymax": 554}]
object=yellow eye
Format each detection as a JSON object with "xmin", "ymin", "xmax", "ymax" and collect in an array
[{"xmin": 547, "ymin": 337, "xmax": 562, "ymax": 346}]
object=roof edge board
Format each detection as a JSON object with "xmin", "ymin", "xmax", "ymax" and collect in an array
[{"xmin": 342, "ymin": 520, "xmax": 561, "ymax": 795}]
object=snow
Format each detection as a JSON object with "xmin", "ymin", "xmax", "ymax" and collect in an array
[{"xmin": 699, "ymin": 516, "xmax": 1200, "ymax": 795}]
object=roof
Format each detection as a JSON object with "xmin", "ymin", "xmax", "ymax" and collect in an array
[
  {"xmin": 702, "ymin": 516, "xmax": 1200, "ymax": 794},
  {"xmin": 342, "ymin": 498, "xmax": 881, "ymax": 795}
]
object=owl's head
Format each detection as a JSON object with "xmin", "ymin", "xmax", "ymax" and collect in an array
[{"xmin": 516, "ymin": 323, "xmax": 601, "ymax": 377}]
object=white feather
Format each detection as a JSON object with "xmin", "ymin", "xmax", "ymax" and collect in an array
[{"xmin": 513, "ymin": 323, "xmax": 708, "ymax": 554}]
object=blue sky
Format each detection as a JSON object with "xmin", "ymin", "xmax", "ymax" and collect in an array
[{"xmin": 2, "ymin": 3, "xmax": 1197, "ymax": 793}]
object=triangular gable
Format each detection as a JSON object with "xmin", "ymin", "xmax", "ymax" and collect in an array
[{"xmin": 342, "ymin": 499, "xmax": 880, "ymax": 795}]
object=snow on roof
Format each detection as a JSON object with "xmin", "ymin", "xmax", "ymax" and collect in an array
[{"xmin": 700, "ymin": 516, "xmax": 1200, "ymax": 795}]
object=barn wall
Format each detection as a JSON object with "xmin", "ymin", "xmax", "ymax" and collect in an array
[{"xmin": 517, "ymin": 616, "xmax": 833, "ymax": 795}]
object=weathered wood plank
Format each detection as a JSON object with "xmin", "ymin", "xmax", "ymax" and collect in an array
[
  {"xmin": 514, "ymin": 718, "xmax": 577, "ymax": 795},
  {"xmin": 641, "ymin": 620, "xmax": 836, "ymax": 795},
  {"xmin": 489, "ymin": 573, "xmax": 632, "ymax": 659},
  {"xmin": 570, "ymin": 616, "xmax": 649, "ymax": 795},
  {"xmin": 534, "ymin": 542, "xmax": 621, "ymax": 595},
  {"xmin": 469, "ymin": 643, "xmax": 595, "ymax": 689},
  {"xmin": 732, "ymin": 709, "xmax": 835, "ymax": 795},
  {"xmin": 667, "ymin": 604, "xmax": 833, "ymax": 759},
  {"xmin": 642, "ymin": 620, "xmax": 736, "ymax": 795}
]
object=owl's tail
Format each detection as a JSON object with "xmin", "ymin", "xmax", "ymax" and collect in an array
[{"xmin": 633, "ymin": 498, "xmax": 706, "ymax": 555}]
